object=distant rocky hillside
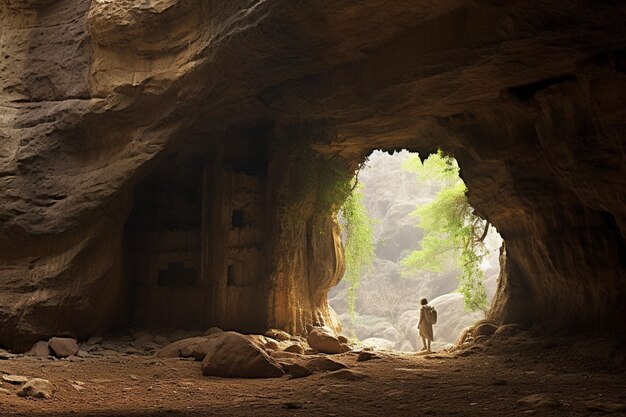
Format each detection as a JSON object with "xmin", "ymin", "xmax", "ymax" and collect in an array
[{"xmin": 329, "ymin": 151, "xmax": 502, "ymax": 351}]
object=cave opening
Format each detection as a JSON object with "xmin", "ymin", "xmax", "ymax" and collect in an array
[
  {"xmin": 330, "ymin": 150, "xmax": 503, "ymax": 352},
  {"xmin": 121, "ymin": 126, "xmax": 271, "ymax": 334}
]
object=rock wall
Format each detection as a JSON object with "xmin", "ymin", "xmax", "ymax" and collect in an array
[{"xmin": 1, "ymin": 0, "xmax": 625, "ymax": 350}]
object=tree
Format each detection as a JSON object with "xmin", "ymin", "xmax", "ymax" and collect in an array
[{"xmin": 401, "ymin": 151, "xmax": 490, "ymax": 312}]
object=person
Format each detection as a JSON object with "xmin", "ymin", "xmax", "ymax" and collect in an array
[{"xmin": 418, "ymin": 298, "xmax": 435, "ymax": 352}]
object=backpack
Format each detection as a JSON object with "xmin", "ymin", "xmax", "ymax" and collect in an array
[{"xmin": 428, "ymin": 306, "xmax": 438, "ymax": 324}]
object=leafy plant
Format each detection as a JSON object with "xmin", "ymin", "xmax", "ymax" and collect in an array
[
  {"xmin": 340, "ymin": 182, "xmax": 375, "ymax": 321},
  {"xmin": 401, "ymin": 151, "xmax": 490, "ymax": 312}
]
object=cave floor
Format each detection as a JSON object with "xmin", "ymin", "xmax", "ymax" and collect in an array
[{"xmin": 1, "ymin": 335, "xmax": 624, "ymax": 417}]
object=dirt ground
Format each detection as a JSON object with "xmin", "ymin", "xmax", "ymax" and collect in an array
[{"xmin": 1, "ymin": 334, "xmax": 625, "ymax": 417}]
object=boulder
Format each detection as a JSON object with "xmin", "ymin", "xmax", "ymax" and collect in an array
[
  {"xmin": 306, "ymin": 327, "xmax": 349, "ymax": 354},
  {"xmin": 201, "ymin": 332, "xmax": 285, "ymax": 378},
  {"xmin": 17, "ymin": 378, "xmax": 53, "ymax": 399},
  {"xmin": 48, "ymin": 337, "xmax": 78, "ymax": 357},
  {"xmin": 473, "ymin": 323, "xmax": 498, "ymax": 338},
  {"xmin": 264, "ymin": 329, "xmax": 292, "ymax": 341},
  {"xmin": 26, "ymin": 341, "xmax": 50, "ymax": 357},
  {"xmin": 356, "ymin": 351, "xmax": 379, "ymax": 362},
  {"xmin": 305, "ymin": 357, "xmax": 346, "ymax": 372}
]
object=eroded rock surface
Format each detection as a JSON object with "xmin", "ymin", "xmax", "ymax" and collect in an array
[{"xmin": 0, "ymin": 1, "xmax": 625, "ymax": 350}]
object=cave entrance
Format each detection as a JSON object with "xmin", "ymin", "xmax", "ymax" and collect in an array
[
  {"xmin": 329, "ymin": 150, "xmax": 503, "ymax": 352},
  {"xmin": 123, "ymin": 128, "xmax": 270, "ymax": 332}
]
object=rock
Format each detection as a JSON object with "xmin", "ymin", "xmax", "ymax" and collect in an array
[
  {"xmin": 76, "ymin": 350, "xmax": 91, "ymax": 358},
  {"xmin": 17, "ymin": 378, "xmax": 54, "ymax": 399},
  {"xmin": 288, "ymin": 363, "xmax": 313, "ymax": 379},
  {"xmin": 323, "ymin": 369, "xmax": 368, "ymax": 381},
  {"xmin": 356, "ymin": 351, "xmax": 379, "ymax": 362},
  {"xmin": 0, "ymin": 388, "xmax": 10, "ymax": 395},
  {"xmin": 282, "ymin": 402, "xmax": 304, "ymax": 409},
  {"xmin": 3, "ymin": 375, "xmax": 29, "ymax": 384},
  {"xmin": 264, "ymin": 329, "xmax": 292, "ymax": 341},
  {"xmin": 283, "ymin": 344, "xmax": 305, "ymax": 354},
  {"xmin": 493, "ymin": 324, "xmax": 522, "ymax": 338},
  {"xmin": 472, "ymin": 323, "xmax": 498, "ymax": 339},
  {"xmin": 0, "ymin": 349, "xmax": 17, "ymax": 360},
  {"xmin": 517, "ymin": 394, "xmax": 563, "ymax": 410},
  {"xmin": 586, "ymin": 400, "xmax": 626, "ymax": 413},
  {"xmin": 86, "ymin": 336, "xmax": 103, "ymax": 345},
  {"xmin": 264, "ymin": 340, "xmax": 280, "ymax": 351},
  {"xmin": 49, "ymin": 337, "xmax": 79, "ymax": 357},
  {"xmin": 306, "ymin": 357, "xmax": 347, "ymax": 372},
  {"xmin": 337, "ymin": 335, "xmax": 349, "ymax": 344},
  {"xmin": 204, "ymin": 327, "xmax": 223, "ymax": 336},
  {"xmin": 153, "ymin": 335, "xmax": 170, "ymax": 345},
  {"xmin": 131, "ymin": 331, "xmax": 153, "ymax": 346},
  {"xmin": 307, "ymin": 327, "xmax": 349, "ymax": 354},
  {"xmin": 246, "ymin": 334, "xmax": 270, "ymax": 349},
  {"xmin": 200, "ymin": 332, "xmax": 285, "ymax": 378},
  {"xmin": 26, "ymin": 341, "xmax": 51, "ymax": 357},
  {"xmin": 156, "ymin": 336, "xmax": 208, "ymax": 358}
]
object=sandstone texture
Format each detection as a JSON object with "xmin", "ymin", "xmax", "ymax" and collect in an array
[
  {"xmin": 16, "ymin": 378, "xmax": 53, "ymax": 399},
  {"xmin": 0, "ymin": 1, "xmax": 625, "ymax": 351}
]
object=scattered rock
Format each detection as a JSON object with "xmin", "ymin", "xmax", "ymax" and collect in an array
[
  {"xmin": 76, "ymin": 350, "xmax": 91, "ymax": 358},
  {"xmin": 357, "ymin": 351, "xmax": 379, "ymax": 362},
  {"xmin": 288, "ymin": 363, "xmax": 313, "ymax": 379},
  {"xmin": 306, "ymin": 327, "xmax": 349, "ymax": 354},
  {"xmin": 49, "ymin": 337, "xmax": 79, "ymax": 357},
  {"xmin": 26, "ymin": 341, "xmax": 51, "ymax": 357},
  {"xmin": 71, "ymin": 383, "xmax": 85, "ymax": 392},
  {"xmin": 0, "ymin": 388, "xmax": 10, "ymax": 395},
  {"xmin": 86, "ymin": 336, "xmax": 103, "ymax": 345},
  {"xmin": 283, "ymin": 344, "xmax": 305, "ymax": 354},
  {"xmin": 472, "ymin": 323, "xmax": 498, "ymax": 339},
  {"xmin": 201, "ymin": 332, "xmax": 285, "ymax": 378},
  {"xmin": 17, "ymin": 378, "xmax": 53, "ymax": 399},
  {"xmin": 517, "ymin": 394, "xmax": 563, "ymax": 410},
  {"xmin": 264, "ymin": 329, "xmax": 292, "ymax": 341},
  {"xmin": 0, "ymin": 348, "xmax": 17, "ymax": 360},
  {"xmin": 3, "ymin": 375, "xmax": 29, "ymax": 384},
  {"xmin": 323, "ymin": 369, "xmax": 368, "ymax": 381},
  {"xmin": 306, "ymin": 357, "xmax": 347, "ymax": 372}
]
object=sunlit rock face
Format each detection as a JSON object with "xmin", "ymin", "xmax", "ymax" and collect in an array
[{"xmin": 0, "ymin": 0, "xmax": 624, "ymax": 350}]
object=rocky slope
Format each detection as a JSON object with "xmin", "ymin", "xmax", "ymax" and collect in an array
[{"xmin": 1, "ymin": 1, "xmax": 625, "ymax": 350}]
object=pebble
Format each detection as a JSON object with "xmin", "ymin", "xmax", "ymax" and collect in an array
[{"xmin": 2, "ymin": 374, "xmax": 29, "ymax": 384}]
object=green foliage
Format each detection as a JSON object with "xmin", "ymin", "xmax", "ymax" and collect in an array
[
  {"xmin": 340, "ymin": 182, "xmax": 375, "ymax": 322},
  {"xmin": 401, "ymin": 151, "xmax": 489, "ymax": 312}
]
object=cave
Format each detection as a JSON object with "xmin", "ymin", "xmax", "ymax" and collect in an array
[{"xmin": 1, "ymin": 0, "xmax": 625, "ymax": 414}]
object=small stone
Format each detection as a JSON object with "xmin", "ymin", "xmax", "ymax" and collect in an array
[
  {"xmin": 517, "ymin": 394, "xmax": 563, "ymax": 410},
  {"xmin": 0, "ymin": 388, "xmax": 10, "ymax": 395},
  {"xmin": 26, "ymin": 341, "xmax": 51, "ymax": 357},
  {"xmin": 472, "ymin": 323, "xmax": 498, "ymax": 338},
  {"xmin": 282, "ymin": 402, "xmax": 303, "ymax": 409},
  {"xmin": 306, "ymin": 357, "xmax": 347, "ymax": 372},
  {"xmin": 17, "ymin": 378, "xmax": 53, "ymax": 399},
  {"xmin": 0, "ymin": 349, "xmax": 17, "ymax": 360},
  {"xmin": 288, "ymin": 363, "xmax": 313, "ymax": 379},
  {"xmin": 264, "ymin": 329, "xmax": 292, "ymax": 342},
  {"xmin": 337, "ymin": 335, "xmax": 349, "ymax": 344},
  {"xmin": 283, "ymin": 344, "xmax": 305, "ymax": 354},
  {"xmin": 323, "ymin": 369, "xmax": 368, "ymax": 381},
  {"xmin": 3, "ymin": 374, "xmax": 29, "ymax": 384},
  {"xmin": 203, "ymin": 327, "xmax": 223, "ymax": 336},
  {"xmin": 86, "ymin": 336, "xmax": 103, "ymax": 345},
  {"xmin": 49, "ymin": 337, "xmax": 79, "ymax": 357},
  {"xmin": 129, "ymin": 375, "xmax": 139, "ymax": 381},
  {"xmin": 356, "ymin": 351, "xmax": 379, "ymax": 362},
  {"xmin": 586, "ymin": 400, "xmax": 626, "ymax": 413},
  {"xmin": 71, "ymin": 383, "xmax": 84, "ymax": 392},
  {"xmin": 153, "ymin": 335, "xmax": 170, "ymax": 345},
  {"xmin": 76, "ymin": 350, "xmax": 91, "ymax": 358}
]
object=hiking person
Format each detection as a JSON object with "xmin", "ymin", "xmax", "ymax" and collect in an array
[{"xmin": 418, "ymin": 298, "xmax": 437, "ymax": 352}]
